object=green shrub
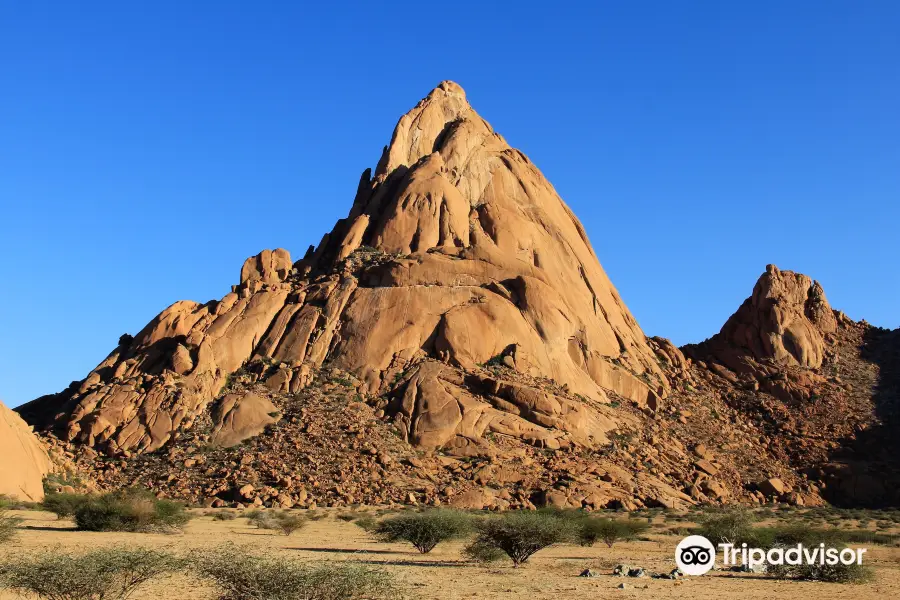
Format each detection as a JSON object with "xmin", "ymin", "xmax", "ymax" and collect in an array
[
  {"xmin": 372, "ymin": 509, "xmax": 472, "ymax": 553},
  {"xmin": 766, "ymin": 542, "xmax": 874, "ymax": 584},
  {"xmin": 472, "ymin": 511, "xmax": 572, "ymax": 567},
  {"xmin": 577, "ymin": 517, "xmax": 649, "ymax": 547},
  {"xmin": 42, "ymin": 492, "xmax": 92, "ymax": 519},
  {"xmin": 273, "ymin": 513, "xmax": 306, "ymax": 536},
  {"xmin": 354, "ymin": 516, "xmax": 378, "ymax": 532},
  {"xmin": 0, "ymin": 547, "xmax": 180, "ymax": 600},
  {"xmin": 461, "ymin": 539, "xmax": 505, "ymax": 563},
  {"xmin": 750, "ymin": 527, "xmax": 876, "ymax": 583},
  {"xmin": 0, "ymin": 507, "xmax": 22, "ymax": 543},
  {"xmin": 190, "ymin": 545, "xmax": 401, "ymax": 600},
  {"xmin": 245, "ymin": 510, "xmax": 305, "ymax": 535},
  {"xmin": 792, "ymin": 560, "xmax": 874, "ymax": 583},
  {"xmin": 74, "ymin": 489, "xmax": 190, "ymax": 533},
  {"xmin": 336, "ymin": 511, "xmax": 369, "ymax": 522},
  {"xmin": 0, "ymin": 494, "xmax": 36, "ymax": 510},
  {"xmin": 698, "ymin": 508, "xmax": 757, "ymax": 545}
]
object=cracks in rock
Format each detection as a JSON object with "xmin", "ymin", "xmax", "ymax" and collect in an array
[
  {"xmin": 474, "ymin": 203, "xmax": 499, "ymax": 244},
  {"xmin": 578, "ymin": 264, "xmax": 601, "ymax": 316}
]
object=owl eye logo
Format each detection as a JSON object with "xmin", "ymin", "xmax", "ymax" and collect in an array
[
  {"xmin": 679, "ymin": 546, "xmax": 712, "ymax": 565},
  {"xmin": 675, "ymin": 535, "xmax": 716, "ymax": 575}
]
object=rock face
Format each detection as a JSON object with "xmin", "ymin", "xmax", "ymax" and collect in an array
[
  {"xmin": 0, "ymin": 400, "xmax": 50, "ymax": 501},
  {"xmin": 708, "ymin": 264, "xmax": 836, "ymax": 369},
  {"xmin": 684, "ymin": 265, "xmax": 838, "ymax": 403},
  {"xmin": 209, "ymin": 393, "xmax": 280, "ymax": 448},
  {"xmin": 20, "ymin": 81, "xmax": 668, "ymax": 456}
]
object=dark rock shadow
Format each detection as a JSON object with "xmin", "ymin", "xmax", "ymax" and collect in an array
[{"xmin": 821, "ymin": 326, "xmax": 900, "ymax": 507}]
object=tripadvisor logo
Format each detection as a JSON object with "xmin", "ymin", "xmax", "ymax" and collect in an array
[
  {"xmin": 675, "ymin": 535, "xmax": 868, "ymax": 576},
  {"xmin": 676, "ymin": 535, "xmax": 717, "ymax": 575}
]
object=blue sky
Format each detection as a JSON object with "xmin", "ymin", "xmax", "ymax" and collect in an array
[{"xmin": 1, "ymin": 2, "xmax": 898, "ymax": 407}]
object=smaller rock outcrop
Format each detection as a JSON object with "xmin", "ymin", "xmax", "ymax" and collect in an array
[
  {"xmin": 713, "ymin": 264, "xmax": 836, "ymax": 369},
  {"xmin": 1, "ymin": 400, "xmax": 50, "ymax": 501},
  {"xmin": 685, "ymin": 265, "xmax": 838, "ymax": 402}
]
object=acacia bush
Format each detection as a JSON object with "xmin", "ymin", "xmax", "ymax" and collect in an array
[
  {"xmin": 273, "ymin": 513, "xmax": 306, "ymax": 536},
  {"xmin": 576, "ymin": 517, "xmax": 649, "ymax": 547},
  {"xmin": 791, "ymin": 558, "xmax": 874, "ymax": 583},
  {"xmin": 372, "ymin": 509, "xmax": 472, "ymax": 553},
  {"xmin": 42, "ymin": 492, "xmax": 92, "ymax": 519},
  {"xmin": 74, "ymin": 489, "xmax": 190, "ymax": 533},
  {"xmin": 472, "ymin": 511, "xmax": 572, "ymax": 567},
  {"xmin": 698, "ymin": 508, "xmax": 757, "ymax": 545},
  {"xmin": 765, "ymin": 540, "xmax": 874, "ymax": 583},
  {"xmin": 190, "ymin": 545, "xmax": 401, "ymax": 600},
  {"xmin": 461, "ymin": 539, "xmax": 505, "ymax": 563},
  {"xmin": 0, "ymin": 547, "xmax": 181, "ymax": 600},
  {"xmin": 245, "ymin": 510, "xmax": 305, "ymax": 535}
]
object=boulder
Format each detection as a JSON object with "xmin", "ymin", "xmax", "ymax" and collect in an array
[
  {"xmin": 449, "ymin": 487, "xmax": 496, "ymax": 510},
  {"xmin": 210, "ymin": 393, "xmax": 280, "ymax": 447},
  {"xmin": 757, "ymin": 477, "xmax": 786, "ymax": 496}
]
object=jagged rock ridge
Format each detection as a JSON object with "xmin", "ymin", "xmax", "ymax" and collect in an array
[{"xmin": 22, "ymin": 81, "xmax": 669, "ymax": 457}]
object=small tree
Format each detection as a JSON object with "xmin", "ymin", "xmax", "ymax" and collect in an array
[
  {"xmin": 42, "ymin": 492, "xmax": 91, "ymax": 520},
  {"xmin": 273, "ymin": 513, "xmax": 306, "ymax": 536},
  {"xmin": 245, "ymin": 510, "xmax": 305, "ymax": 535},
  {"xmin": 473, "ymin": 511, "xmax": 572, "ymax": 567},
  {"xmin": 372, "ymin": 509, "xmax": 472, "ymax": 554},
  {"xmin": 576, "ymin": 517, "xmax": 649, "ymax": 547},
  {"xmin": 0, "ymin": 547, "xmax": 180, "ymax": 600},
  {"xmin": 698, "ymin": 508, "xmax": 756, "ymax": 545}
]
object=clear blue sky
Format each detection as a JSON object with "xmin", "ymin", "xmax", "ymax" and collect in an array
[{"xmin": 2, "ymin": 2, "xmax": 898, "ymax": 407}]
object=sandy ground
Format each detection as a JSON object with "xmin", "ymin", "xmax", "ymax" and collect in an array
[{"xmin": 2, "ymin": 509, "xmax": 899, "ymax": 599}]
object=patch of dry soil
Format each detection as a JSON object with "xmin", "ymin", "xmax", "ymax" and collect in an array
[{"xmin": 2, "ymin": 510, "xmax": 899, "ymax": 599}]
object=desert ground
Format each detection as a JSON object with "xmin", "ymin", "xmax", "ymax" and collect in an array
[{"xmin": 3, "ymin": 508, "xmax": 899, "ymax": 600}]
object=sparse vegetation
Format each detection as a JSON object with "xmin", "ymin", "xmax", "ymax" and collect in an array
[
  {"xmin": 576, "ymin": 517, "xmax": 649, "ymax": 547},
  {"xmin": 42, "ymin": 492, "xmax": 92, "ymax": 519},
  {"xmin": 273, "ymin": 513, "xmax": 306, "ymax": 536},
  {"xmin": 245, "ymin": 510, "xmax": 306, "ymax": 535},
  {"xmin": 0, "ymin": 547, "xmax": 181, "ymax": 600},
  {"xmin": 211, "ymin": 511, "xmax": 237, "ymax": 521},
  {"xmin": 698, "ymin": 507, "xmax": 757, "ymax": 545},
  {"xmin": 462, "ymin": 539, "xmax": 505, "ymax": 563},
  {"xmin": 791, "ymin": 558, "xmax": 874, "ymax": 584},
  {"xmin": 0, "ymin": 494, "xmax": 38, "ymax": 510},
  {"xmin": 353, "ymin": 515, "xmax": 378, "ymax": 532},
  {"xmin": 0, "ymin": 506, "xmax": 22, "ymax": 543},
  {"xmin": 472, "ymin": 511, "xmax": 572, "ymax": 567},
  {"xmin": 189, "ymin": 545, "xmax": 401, "ymax": 600},
  {"xmin": 372, "ymin": 509, "xmax": 472, "ymax": 553},
  {"xmin": 73, "ymin": 489, "xmax": 190, "ymax": 533}
]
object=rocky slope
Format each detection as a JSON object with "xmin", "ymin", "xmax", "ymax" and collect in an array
[
  {"xmin": 20, "ymin": 81, "xmax": 665, "ymax": 458},
  {"xmin": 1, "ymin": 400, "xmax": 50, "ymax": 501},
  {"xmin": 17, "ymin": 83, "xmax": 899, "ymax": 510}
]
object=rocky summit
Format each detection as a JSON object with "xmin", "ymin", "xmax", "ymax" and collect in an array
[{"xmin": 18, "ymin": 82, "xmax": 899, "ymax": 510}]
